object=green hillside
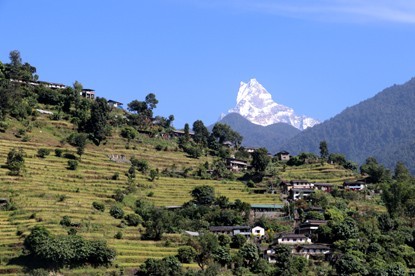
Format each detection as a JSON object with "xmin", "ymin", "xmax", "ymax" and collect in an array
[
  {"xmin": 281, "ymin": 77, "xmax": 415, "ymax": 173},
  {"xmin": 0, "ymin": 111, "xmax": 363, "ymax": 275}
]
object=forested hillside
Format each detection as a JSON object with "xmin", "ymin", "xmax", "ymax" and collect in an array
[{"xmin": 281, "ymin": 77, "xmax": 415, "ymax": 173}]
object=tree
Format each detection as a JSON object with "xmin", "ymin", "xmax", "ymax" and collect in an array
[
  {"xmin": 319, "ymin": 140, "xmax": 329, "ymax": 160},
  {"xmin": 334, "ymin": 252, "xmax": 368, "ymax": 275},
  {"xmin": 360, "ymin": 157, "xmax": 390, "ymax": 184},
  {"xmin": 191, "ymin": 185, "xmax": 215, "ymax": 205},
  {"xmin": 231, "ymin": 234, "xmax": 247, "ymax": 248},
  {"xmin": 67, "ymin": 133, "xmax": 88, "ymax": 159},
  {"xmin": 192, "ymin": 232, "xmax": 220, "ymax": 270},
  {"xmin": 394, "ymin": 162, "xmax": 411, "ymax": 182},
  {"xmin": 272, "ymin": 244, "xmax": 292, "ymax": 274},
  {"xmin": 211, "ymin": 123, "xmax": 243, "ymax": 148},
  {"xmin": 109, "ymin": 205, "xmax": 124, "ymax": 219},
  {"xmin": 145, "ymin": 93, "xmax": 158, "ymax": 110},
  {"xmin": 193, "ymin": 120, "xmax": 209, "ymax": 147},
  {"xmin": 6, "ymin": 148, "xmax": 25, "ymax": 176},
  {"xmin": 183, "ymin": 123, "xmax": 190, "ymax": 143},
  {"xmin": 251, "ymin": 148, "xmax": 270, "ymax": 172},
  {"xmin": 86, "ymin": 97, "xmax": 111, "ymax": 145},
  {"xmin": 124, "ymin": 213, "xmax": 143, "ymax": 226},
  {"xmin": 332, "ymin": 217, "xmax": 359, "ymax": 241},
  {"xmin": 142, "ymin": 209, "xmax": 173, "ymax": 240},
  {"xmin": 238, "ymin": 243, "xmax": 259, "ymax": 268},
  {"xmin": 177, "ymin": 246, "xmax": 197, "ymax": 263}
]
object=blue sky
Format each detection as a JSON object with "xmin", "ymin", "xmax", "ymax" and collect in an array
[{"xmin": 1, "ymin": 0, "xmax": 415, "ymax": 128}]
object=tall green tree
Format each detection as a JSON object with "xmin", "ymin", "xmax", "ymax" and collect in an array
[
  {"xmin": 251, "ymin": 148, "xmax": 270, "ymax": 172},
  {"xmin": 193, "ymin": 120, "xmax": 210, "ymax": 147},
  {"xmin": 191, "ymin": 185, "xmax": 215, "ymax": 206},
  {"xmin": 86, "ymin": 97, "xmax": 111, "ymax": 145},
  {"xmin": 319, "ymin": 140, "xmax": 329, "ymax": 160}
]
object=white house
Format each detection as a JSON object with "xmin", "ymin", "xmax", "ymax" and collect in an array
[
  {"xmin": 278, "ymin": 234, "xmax": 311, "ymax": 245},
  {"xmin": 251, "ymin": 226, "xmax": 265, "ymax": 237},
  {"xmin": 108, "ymin": 99, "xmax": 123, "ymax": 108}
]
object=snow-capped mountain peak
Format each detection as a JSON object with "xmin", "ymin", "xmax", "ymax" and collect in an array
[{"xmin": 227, "ymin": 79, "xmax": 319, "ymax": 130}]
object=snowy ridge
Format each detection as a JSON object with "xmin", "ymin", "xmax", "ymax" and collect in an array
[{"xmin": 227, "ymin": 79, "xmax": 319, "ymax": 130}]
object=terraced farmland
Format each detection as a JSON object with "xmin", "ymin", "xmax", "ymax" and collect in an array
[
  {"xmin": 0, "ymin": 129, "xmax": 280, "ymax": 274},
  {"xmin": 0, "ymin": 116, "xmax": 360, "ymax": 274}
]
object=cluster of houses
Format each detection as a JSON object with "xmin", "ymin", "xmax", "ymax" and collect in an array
[
  {"xmin": 180, "ymin": 201, "xmax": 334, "ymax": 262},
  {"xmin": 10, "ymin": 78, "xmax": 123, "ymax": 108},
  {"xmin": 280, "ymin": 179, "xmax": 366, "ymax": 201}
]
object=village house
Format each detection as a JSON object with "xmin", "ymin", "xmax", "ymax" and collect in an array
[
  {"xmin": 222, "ymin": 141, "xmax": 234, "ymax": 148},
  {"xmin": 296, "ymin": 220, "xmax": 327, "ymax": 235},
  {"xmin": 294, "ymin": 244, "xmax": 332, "ymax": 260},
  {"xmin": 275, "ymin": 151, "xmax": 290, "ymax": 161},
  {"xmin": 278, "ymin": 233, "xmax": 312, "ymax": 245},
  {"xmin": 209, "ymin": 226, "xmax": 251, "ymax": 237},
  {"xmin": 251, "ymin": 226, "xmax": 265, "ymax": 237},
  {"xmin": 289, "ymin": 188, "xmax": 314, "ymax": 201},
  {"xmin": 343, "ymin": 181, "xmax": 366, "ymax": 191},
  {"xmin": 244, "ymin": 147, "xmax": 256, "ymax": 153},
  {"xmin": 313, "ymin": 183, "xmax": 334, "ymax": 193},
  {"xmin": 280, "ymin": 180, "xmax": 312, "ymax": 193},
  {"xmin": 170, "ymin": 130, "xmax": 195, "ymax": 138},
  {"xmin": 80, "ymin": 88, "xmax": 95, "ymax": 99},
  {"xmin": 225, "ymin": 158, "xmax": 249, "ymax": 172},
  {"xmin": 250, "ymin": 204, "xmax": 285, "ymax": 219},
  {"xmin": 10, "ymin": 78, "xmax": 67, "ymax": 89},
  {"xmin": 108, "ymin": 99, "xmax": 123, "ymax": 108}
]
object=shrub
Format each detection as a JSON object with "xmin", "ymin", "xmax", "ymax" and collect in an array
[
  {"xmin": 155, "ymin": 144, "xmax": 163, "ymax": 151},
  {"xmin": 113, "ymin": 189, "xmax": 125, "ymax": 202},
  {"xmin": 37, "ymin": 148, "xmax": 51, "ymax": 158},
  {"xmin": 57, "ymin": 194, "xmax": 67, "ymax": 202},
  {"xmin": 124, "ymin": 213, "xmax": 143, "ymax": 226},
  {"xmin": 112, "ymin": 172, "xmax": 120, "ymax": 180},
  {"xmin": 60, "ymin": 216, "xmax": 72, "ymax": 227},
  {"xmin": 149, "ymin": 169, "xmax": 159, "ymax": 182},
  {"xmin": 63, "ymin": 152, "xmax": 77, "ymax": 160},
  {"xmin": 68, "ymin": 228, "xmax": 77, "ymax": 235},
  {"xmin": 0, "ymin": 121, "xmax": 8, "ymax": 133},
  {"xmin": 67, "ymin": 160, "xmax": 78, "ymax": 170},
  {"xmin": 130, "ymin": 157, "xmax": 149, "ymax": 173},
  {"xmin": 55, "ymin": 148, "xmax": 63, "ymax": 157},
  {"xmin": 114, "ymin": 231, "xmax": 123, "ymax": 239},
  {"xmin": 92, "ymin": 201, "xmax": 105, "ymax": 212},
  {"xmin": 177, "ymin": 246, "xmax": 197, "ymax": 263},
  {"xmin": 110, "ymin": 206, "xmax": 124, "ymax": 219}
]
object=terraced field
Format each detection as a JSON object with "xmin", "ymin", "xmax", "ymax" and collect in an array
[
  {"xmin": 0, "ymin": 117, "xmax": 359, "ymax": 274},
  {"xmin": 0, "ymin": 125, "xmax": 280, "ymax": 274}
]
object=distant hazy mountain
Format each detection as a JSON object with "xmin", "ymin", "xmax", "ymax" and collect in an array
[
  {"xmin": 215, "ymin": 113, "xmax": 300, "ymax": 153},
  {"xmin": 281, "ymin": 77, "xmax": 415, "ymax": 173},
  {"xmin": 225, "ymin": 79, "xmax": 319, "ymax": 130}
]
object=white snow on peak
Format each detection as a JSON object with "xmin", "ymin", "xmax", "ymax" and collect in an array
[{"xmin": 228, "ymin": 78, "xmax": 319, "ymax": 130}]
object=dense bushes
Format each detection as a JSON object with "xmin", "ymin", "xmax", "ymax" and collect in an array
[{"xmin": 24, "ymin": 226, "xmax": 115, "ymax": 268}]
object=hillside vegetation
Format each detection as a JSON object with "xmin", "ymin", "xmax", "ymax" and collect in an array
[{"xmin": 281, "ymin": 77, "xmax": 415, "ymax": 173}]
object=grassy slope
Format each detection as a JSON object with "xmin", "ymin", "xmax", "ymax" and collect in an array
[{"xmin": 0, "ymin": 115, "xmax": 359, "ymax": 275}]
